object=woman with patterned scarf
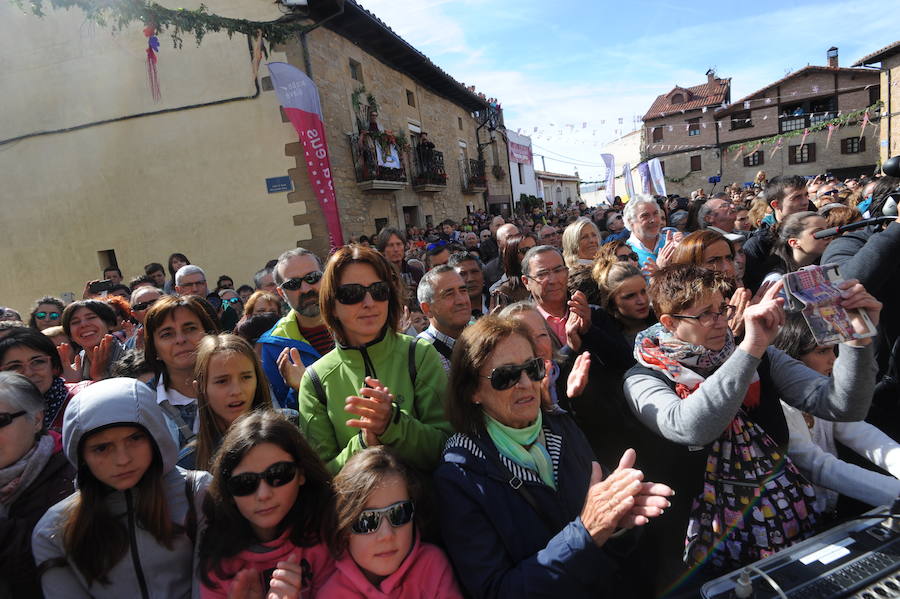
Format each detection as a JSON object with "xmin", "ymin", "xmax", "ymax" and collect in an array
[
  {"xmin": 0, "ymin": 330, "xmax": 91, "ymax": 433},
  {"xmin": 622, "ymin": 264, "xmax": 880, "ymax": 598}
]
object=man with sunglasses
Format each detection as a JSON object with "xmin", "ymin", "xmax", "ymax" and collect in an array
[
  {"xmin": 258, "ymin": 248, "xmax": 334, "ymax": 409},
  {"xmin": 124, "ymin": 286, "xmax": 162, "ymax": 349},
  {"xmin": 416, "ymin": 266, "xmax": 472, "ymax": 372}
]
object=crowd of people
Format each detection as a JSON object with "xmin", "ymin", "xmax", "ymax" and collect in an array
[{"xmin": 1, "ymin": 168, "xmax": 899, "ymax": 598}]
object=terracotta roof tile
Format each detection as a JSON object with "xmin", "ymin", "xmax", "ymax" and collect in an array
[
  {"xmin": 853, "ymin": 41, "xmax": 900, "ymax": 66},
  {"xmin": 642, "ymin": 77, "xmax": 731, "ymax": 121}
]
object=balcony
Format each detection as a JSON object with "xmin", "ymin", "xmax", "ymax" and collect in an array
[
  {"xmin": 411, "ymin": 148, "xmax": 447, "ymax": 193},
  {"xmin": 348, "ymin": 133, "xmax": 407, "ymax": 192},
  {"xmin": 779, "ymin": 111, "xmax": 837, "ymax": 134},
  {"xmin": 460, "ymin": 158, "xmax": 487, "ymax": 193}
]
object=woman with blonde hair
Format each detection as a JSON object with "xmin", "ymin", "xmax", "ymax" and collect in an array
[
  {"xmin": 241, "ymin": 290, "xmax": 282, "ymax": 317},
  {"xmin": 561, "ymin": 217, "xmax": 602, "ymax": 268}
]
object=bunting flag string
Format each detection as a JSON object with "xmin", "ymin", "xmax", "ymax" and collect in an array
[
  {"xmin": 143, "ymin": 24, "xmax": 161, "ymax": 102},
  {"xmin": 732, "ymin": 144, "xmax": 745, "ymax": 162}
]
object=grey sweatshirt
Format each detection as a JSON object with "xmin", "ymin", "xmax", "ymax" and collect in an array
[{"xmin": 623, "ymin": 344, "xmax": 876, "ymax": 447}]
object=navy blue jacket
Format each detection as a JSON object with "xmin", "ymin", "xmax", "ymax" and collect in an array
[{"xmin": 433, "ymin": 411, "xmax": 634, "ymax": 598}]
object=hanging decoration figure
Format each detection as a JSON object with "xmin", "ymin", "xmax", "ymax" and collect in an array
[{"xmin": 144, "ymin": 24, "xmax": 161, "ymax": 102}]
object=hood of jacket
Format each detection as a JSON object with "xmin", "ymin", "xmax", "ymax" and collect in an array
[{"xmin": 62, "ymin": 377, "xmax": 178, "ymax": 473}]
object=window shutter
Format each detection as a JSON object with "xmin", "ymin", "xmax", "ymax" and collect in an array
[
  {"xmin": 808, "ymin": 143, "xmax": 816, "ymax": 163},
  {"xmin": 758, "ymin": 151, "xmax": 764, "ymax": 166},
  {"xmin": 860, "ymin": 137, "xmax": 866, "ymax": 153},
  {"xmin": 789, "ymin": 146, "xmax": 797, "ymax": 165},
  {"xmin": 840, "ymin": 138, "xmax": 847, "ymax": 154}
]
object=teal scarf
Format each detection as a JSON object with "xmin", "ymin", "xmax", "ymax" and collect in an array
[{"xmin": 484, "ymin": 411, "xmax": 556, "ymax": 489}]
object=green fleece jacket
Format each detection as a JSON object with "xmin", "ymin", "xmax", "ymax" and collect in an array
[{"xmin": 298, "ymin": 329, "xmax": 451, "ymax": 473}]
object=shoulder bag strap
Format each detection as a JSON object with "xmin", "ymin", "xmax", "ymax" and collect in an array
[
  {"xmin": 306, "ymin": 365, "xmax": 328, "ymax": 406},
  {"xmin": 408, "ymin": 337, "xmax": 419, "ymax": 384},
  {"xmin": 184, "ymin": 470, "xmax": 198, "ymax": 544},
  {"xmin": 159, "ymin": 399, "xmax": 196, "ymax": 444}
]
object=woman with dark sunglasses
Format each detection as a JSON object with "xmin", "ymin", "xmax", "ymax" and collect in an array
[
  {"xmin": 0, "ymin": 372, "xmax": 75, "ymax": 599},
  {"xmin": 199, "ymin": 410, "xmax": 335, "ymax": 598},
  {"xmin": 434, "ymin": 316, "xmax": 673, "ymax": 599},
  {"xmin": 322, "ymin": 447, "xmax": 463, "ymax": 597},
  {"xmin": 27, "ymin": 296, "xmax": 65, "ymax": 332},
  {"xmin": 33, "ymin": 378, "xmax": 211, "ymax": 599},
  {"xmin": 297, "ymin": 245, "xmax": 451, "ymax": 474}
]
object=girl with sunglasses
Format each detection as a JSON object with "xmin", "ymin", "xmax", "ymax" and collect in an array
[
  {"xmin": 177, "ymin": 334, "xmax": 272, "ymax": 470},
  {"xmin": 199, "ymin": 410, "xmax": 335, "ymax": 598},
  {"xmin": 321, "ymin": 447, "xmax": 463, "ymax": 598},
  {"xmin": 298, "ymin": 245, "xmax": 451, "ymax": 474},
  {"xmin": 33, "ymin": 377, "xmax": 211, "ymax": 598},
  {"xmin": 27, "ymin": 296, "xmax": 65, "ymax": 332},
  {"xmin": 435, "ymin": 316, "xmax": 673, "ymax": 599}
]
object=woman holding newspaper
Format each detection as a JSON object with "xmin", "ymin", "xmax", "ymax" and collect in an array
[{"xmin": 622, "ymin": 263, "xmax": 880, "ymax": 597}]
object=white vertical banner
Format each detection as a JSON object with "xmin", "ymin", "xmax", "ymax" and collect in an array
[
  {"xmin": 601, "ymin": 154, "xmax": 615, "ymax": 204},
  {"xmin": 622, "ymin": 162, "xmax": 635, "ymax": 202},
  {"xmin": 648, "ymin": 158, "xmax": 667, "ymax": 197}
]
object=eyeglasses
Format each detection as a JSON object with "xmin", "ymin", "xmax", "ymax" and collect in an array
[
  {"xmin": 335, "ymin": 281, "xmax": 390, "ymax": 305},
  {"xmin": 222, "ymin": 297, "xmax": 242, "ymax": 306},
  {"xmin": 2, "ymin": 356, "xmax": 53, "ymax": 373},
  {"xmin": 180, "ymin": 279, "xmax": 207, "ymax": 288},
  {"xmin": 617, "ymin": 252, "xmax": 639, "ymax": 262},
  {"xmin": 132, "ymin": 299, "xmax": 159, "ymax": 312},
  {"xmin": 226, "ymin": 461, "xmax": 298, "ymax": 497},
  {"xmin": 818, "ymin": 189, "xmax": 840, "ymax": 198},
  {"xmin": 671, "ymin": 304, "xmax": 736, "ymax": 327},
  {"xmin": 0, "ymin": 411, "xmax": 26, "ymax": 429},
  {"xmin": 351, "ymin": 500, "xmax": 415, "ymax": 534},
  {"xmin": 34, "ymin": 311, "xmax": 61, "ymax": 320},
  {"xmin": 480, "ymin": 357, "xmax": 546, "ymax": 391},
  {"xmin": 525, "ymin": 265, "xmax": 568, "ymax": 283},
  {"xmin": 425, "ymin": 240, "xmax": 448, "ymax": 253},
  {"xmin": 280, "ymin": 271, "xmax": 323, "ymax": 291}
]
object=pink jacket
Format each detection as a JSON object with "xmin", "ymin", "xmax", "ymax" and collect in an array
[
  {"xmin": 318, "ymin": 538, "xmax": 463, "ymax": 599},
  {"xmin": 201, "ymin": 529, "xmax": 335, "ymax": 599}
]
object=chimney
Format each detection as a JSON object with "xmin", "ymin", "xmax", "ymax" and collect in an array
[
  {"xmin": 827, "ymin": 46, "xmax": 839, "ymax": 68},
  {"xmin": 706, "ymin": 68, "xmax": 717, "ymax": 85}
]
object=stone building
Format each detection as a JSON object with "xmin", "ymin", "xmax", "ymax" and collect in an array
[
  {"xmin": 641, "ymin": 70, "xmax": 731, "ymax": 197},
  {"xmin": 536, "ymin": 171, "xmax": 581, "ymax": 209},
  {"xmin": 853, "ymin": 41, "xmax": 900, "ymax": 164},
  {"xmin": 0, "ymin": 0, "xmax": 509, "ymax": 312},
  {"xmin": 715, "ymin": 49, "xmax": 880, "ymax": 185}
]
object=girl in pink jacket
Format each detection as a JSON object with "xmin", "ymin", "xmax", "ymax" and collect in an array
[
  {"xmin": 198, "ymin": 411, "xmax": 336, "ymax": 598},
  {"xmin": 320, "ymin": 447, "xmax": 463, "ymax": 598}
]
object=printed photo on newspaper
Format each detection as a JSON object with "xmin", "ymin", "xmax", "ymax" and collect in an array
[{"xmin": 782, "ymin": 263, "xmax": 878, "ymax": 346}]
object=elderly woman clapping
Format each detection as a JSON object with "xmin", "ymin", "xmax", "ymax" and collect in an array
[
  {"xmin": 0, "ymin": 372, "xmax": 75, "ymax": 598},
  {"xmin": 434, "ymin": 316, "xmax": 673, "ymax": 598}
]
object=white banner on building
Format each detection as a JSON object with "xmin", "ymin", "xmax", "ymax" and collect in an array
[
  {"xmin": 622, "ymin": 162, "xmax": 635, "ymax": 202},
  {"xmin": 601, "ymin": 154, "xmax": 615, "ymax": 204},
  {"xmin": 649, "ymin": 158, "xmax": 667, "ymax": 197}
]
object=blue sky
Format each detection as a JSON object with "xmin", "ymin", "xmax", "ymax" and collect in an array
[{"xmin": 359, "ymin": 0, "xmax": 896, "ymax": 181}]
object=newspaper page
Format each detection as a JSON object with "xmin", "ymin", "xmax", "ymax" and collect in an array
[{"xmin": 782, "ymin": 264, "xmax": 877, "ymax": 346}]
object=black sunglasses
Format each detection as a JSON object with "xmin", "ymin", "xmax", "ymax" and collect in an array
[
  {"xmin": 0, "ymin": 411, "xmax": 26, "ymax": 429},
  {"xmin": 34, "ymin": 311, "xmax": 61, "ymax": 320},
  {"xmin": 131, "ymin": 299, "xmax": 159, "ymax": 312},
  {"xmin": 617, "ymin": 252, "xmax": 639, "ymax": 262},
  {"xmin": 226, "ymin": 461, "xmax": 298, "ymax": 497},
  {"xmin": 280, "ymin": 271, "xmax": 323, "ymax": 291},
  {"xmin": 481, "ymin": 357, "xmax": 545, "ymax": 391},
  {"xmin": 351, "ymin": 500, "xmax": 415, "ymax": 534},
  {"xmin": 335, "ymin": 281, "xmax": 390, "ymax": 305}
]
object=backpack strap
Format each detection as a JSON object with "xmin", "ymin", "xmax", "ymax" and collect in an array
[
  {"xmin": 427, "ymin": 336, "xmax": 454, "ymax": 363},
  {"xmin": 184, "ymin": 470, "xmax": 198, "ymax": 545},
  {"xmin": 307, "ymin": 365, "xmax": 327, "ymax": 406},
  {"xmin": 408, "ymin": 337, "xmax": 419, "ymax": 385},
  {"xmin": 159, "ymin": 399, "xmax": 196, "ymax": 445}
]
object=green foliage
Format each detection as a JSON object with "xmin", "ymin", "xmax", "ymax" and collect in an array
[{"xmin": 13, "ymin": 0, "xmax": 311, "ymax": 47}]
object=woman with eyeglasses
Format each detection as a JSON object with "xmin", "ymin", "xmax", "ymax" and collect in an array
[
  {"xmin": 434, "ymin": 316, "xmax": 673, "ymax": 598},
  {"xmin": 198, "ymin": 410, "xmax": 335, "ymax": 598},
  {"xmin": 33, "ymin": 378, "xmax": 211, "ymax": 599},
  {"xmin": 242, "ymin": 290, "xmax": 282, "ymax": 318},
  {"xmin": 27, "ymin": 296, "xmax": 65, "ymax": 332},
  {"xmin": 0, "ymin": 372, "xmax": 75, "ymax": 599},
  {"xmin": 297, "ymin": 245, "xmax": 451, "ymax": 474},
  {"xmin": 621, "ymin": 264, "xmax": 879, "ymax": 595},
  {"xmin": 321, "ymin": 447, "xmax": 463, "ymax": 597},
  {"xmin": 0, "ymin": 330, "xmax": 92, "ymax": 433},
  {"xmin": 489, "ymin": 233, "xmax": 536, "ymax": 309}
]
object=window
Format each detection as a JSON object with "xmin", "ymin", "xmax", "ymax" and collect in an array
[
  {"xmin": 743, "ymin": 151, "xmax": 764, "ymax": 167},
  {"xmin": 781, "ymin": 97, "xmax": 837, "ymax": 132},
  {"xmin": 652, "ymin": 127, "xmax": 663, "ymax": 142},
  {"xmin": 457, "ymin": 116, "xmax": 463, "ymax": 130},
  {"xmin": 690, "ymin": 155, "xmax": 702, "ymax": 171},
  {"xmin": 349, "ymin": 59, "xmax": 363, "ymax": 82},
  {"xmin": 688, "ymin": 118, "xmax": 701, "ymax": 136},
  {"xmin": 97, "ymin": 249, "xmax": 118, "ymax": 272},
  {"xmin": 841, "ymin": 137, "xmax": 866, "ymax": 154},
  {"xmin": 788, "ymin": 143, "xmax": 816, "ymax": 165},
  {"xmin": 731, "ymin": 110, "xmax": 753, "ymax": 130},
  {"xmin": 406, "ymin": 89, "xmax": 415, "ymax": 107},
  {"xmin": 672, "ymin": 93, "xmax": 684, "ymax": 105},
  {"xmin": 870, "ymin": 86, "xmax": 881, "ymax": 107},
  {"xmin": 374, "ymin": 218, "xmax": 388, "ymax": 233},
  {"xmin": 517, "ymin": 162, "xmax": 525, "ymax": 185}
]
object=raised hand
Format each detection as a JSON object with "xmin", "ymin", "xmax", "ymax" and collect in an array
[
  {"xmin": 276, "ymin": 347, "xmax": 306, "ymax": 390},
  {"xmin": 641, "ymin": 257, "xmax": 658, "ymax": 279},
  {"xmin": 345, "ymin": 376, "xmax": 394, "ymax": 446},
  {"xmin": 266, "ymin": 553, "xmax": 304, "ymax": 599},
  {"xmin": 739, "ymin": 280, "xmax": 786, "ymax": 358},
  {"xmin": 566, "ymin": 352, "xmax": 591, "ymax": 399},
  {"xmin": 655, "ymin": 230, "xmax": 680, "ymax": 268}
]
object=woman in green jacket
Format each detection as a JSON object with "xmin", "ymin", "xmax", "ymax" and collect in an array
[{"xmin": 297, "ymin": 245, "xmax": 451, "ymax": 473}]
